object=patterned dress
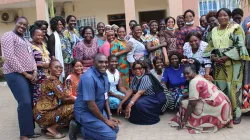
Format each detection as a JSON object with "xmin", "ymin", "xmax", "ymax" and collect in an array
[
  {"xmin": 176, "ymin": 26, "xmax": 201, "ymax": 54},
  {"xmin": 64, "ymin": 73, "xmax": 80, "ymax": 97},
  {"xmin": 160, "ymin": 30, "xmax": 178, "ymax": 55},
  {"xmin": 73, "ymin": 39, "xmax": 99, "ymax": 72},
  {"xmin": 94, "ymin": 35, "xmax": 106, "ymax": 48},
  {"xmin": 60, "ymin": 33, "xmax": 73, "ymax": 77},
  {"xmin": 33, "ymin": 76, "xmax": 74, "ymax": 127},
  {"xmin": 110, "ymin": 39, "xmax": 130, "ymax": 89},
  {"xmin": 63, "ymin": 28, "xmax": 81, "ymax": 49},
  {"xmin": 32, "ymin": 43, "xmax": 50, "ymax": 105},
  {"xmin": 203, "ymin": 24, "xmax": 250, "ymax": 118},
  {"xmin": 170, "ymin": 75, "xmax": 232, "ymax": 134},
  {"xmin": 183, "ymin": 41, "xmax": 211, "ymax": 75},
  {"xmin": 144, "ymin": 34, "xmax": 162, "ymax": 62}
]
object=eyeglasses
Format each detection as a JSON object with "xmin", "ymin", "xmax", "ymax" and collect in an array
[{"xmin": 133, "ymin": 67, "xmax": 143, "ymax": 71}]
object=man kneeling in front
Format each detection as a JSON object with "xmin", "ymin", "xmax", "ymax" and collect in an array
[{"xmin": 74, "ymin": 53, "xmax": 119, "ymax": 140}]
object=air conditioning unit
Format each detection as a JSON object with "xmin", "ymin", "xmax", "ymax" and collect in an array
[{"xmin": 0, "ymin": 11, "xmax": 17, "ymax": 23}]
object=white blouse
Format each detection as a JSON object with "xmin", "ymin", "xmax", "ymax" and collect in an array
[{"xmin": 106, "ymin": 69, "xmax": 120, "ymax": 92}]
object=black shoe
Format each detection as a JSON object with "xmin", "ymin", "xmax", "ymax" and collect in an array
[
  {"xmin": 69, "ymin": 120, "xmax": 81, "ymax": 140},
  {"xmin": 233, "ymin": 117, "xmax": 241, "ymax": 124}
]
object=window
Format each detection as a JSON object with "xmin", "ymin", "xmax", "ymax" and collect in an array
[
  {"xmin": 24, "ymin": 26, "xmax": 31, "ymax": 40},
  {"xmin": 76, "ymin": 17, "xmax": 96, "ymax": 34},
  {"xmin": 108, "ymin": 14, "xmax": 126, "ymax": 27},
  {"xmin": 199, "ymin": 0, "xmax": 241, "ymax": 16}
]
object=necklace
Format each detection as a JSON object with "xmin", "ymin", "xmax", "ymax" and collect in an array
[
  {"xmin": 172, "ymin": 65, "xmax": 180, "ymax": 70},
  {"xmin": 217, "ymin": 22, "xmax": 230, "ymax": 36}
]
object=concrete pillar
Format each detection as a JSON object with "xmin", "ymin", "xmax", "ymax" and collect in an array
[
  {"xmin": 124, "ymin": 0, "xmax": 136, "ymax": 33},
  {"xmin": 167, "ymin": 0, "xmax": 183, "ymax": 19},
  {"xmin": 35, "ymin": 0, "xmax": 50, "ymax": 34}
]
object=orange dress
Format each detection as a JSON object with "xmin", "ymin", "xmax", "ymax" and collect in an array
[{"xmin": 65, "ymin": 73, "xmax": 80, "ymax": 97}]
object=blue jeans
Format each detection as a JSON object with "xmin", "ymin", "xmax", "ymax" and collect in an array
[{"xmin": 4, "ymin": 72, "xmax": 35, "ymax": 136}]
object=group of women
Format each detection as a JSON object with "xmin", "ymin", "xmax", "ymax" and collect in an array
[{"xmin": 1, "ymin": 7, "xmax": 250, "ymax": 140}]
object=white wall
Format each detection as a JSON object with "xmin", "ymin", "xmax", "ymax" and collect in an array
[{"xmin": 0, "ymin": 7, "xmax": 37, "ymax": 38}]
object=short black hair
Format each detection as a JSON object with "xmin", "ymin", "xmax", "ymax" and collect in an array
[
  {"xmin": 217, "ymin": 8, "xmax": 232, "ymax": 18},
  {"xmin": 206, "ymin": 11, "xmax": 217, "ymax": 21},
  {"xmin": 108, "ymin": 55, "xmax": 118, "ymax": 62},
  {"xmin": 82, "ymin": 26, "xmax": 95, "ymax": 37},
  {"xmin": 200, "ymin": 15, "xmax": 206, "ymax": 21},
  {"xmin": 29, "ymin": 24, "xmax": 41, "ymax": 37},
  {"xmin": 148, "ymin": 20, "xmax": 158, "ymax": 26},
  {"xmin": 186, "ymin": 31, "xmax": 202, "ymax": 41},
  {"xmin": 97, "ymin": 22, "xmax": 105, "ymax": 27},
  {"xmin": 94, "ymin": 53, "xmax": 107, "ymax": 63},
  {"xmin": 129, "ymin": 20, "xmax": 137, "ymax": 25},
  {"xmin": 50, "ymin": 16, "xmax": 66, "ymax": 32},
  {"xmin": 15, "ymin": 16, "xmax": 28, "ymax": 24},
  {"xmin": 117, "ymin": 26, "xmax": 126, "ymax": 32},
  {"xmin": 66, "ymin": 15, "xmax": 77, "ymax": 24},
  {"xmin": 131, "ymin": 24, "xmax": 141, "ymax": 31},
  {"xmin": 184, "ymin": 58, "xmax": 201, "ymax": 74},
  {"xmin": 34, "ymin": 20, "xmax": 49, "ymax": 28},
  {"xmin": 71, "ymin": 59, "xmax": 83, "ymax": 67},
  {"xmin": 168, "ymin": 52, "xmax": 182, "ymax": 63},
  {"xmin": 49, "ymin": 59, "xmax": 60, "ymax": 68},
  {"xmin": 184, "ymin": 9, "xmax": 195, "ymax": 18},
  {"xmin": 132, "ymin": 60, "xmax": 147, "ymax": 70},
  {"xmin": 152, "ymin": 56, "xmax": 163, "ymax": 66},
  {"xmin": 232, "ymin": 8, "xmax": 243, "ymax": 17},
  {"xmin": 78, "ymin": 26, "xmax": 84, "ymax": 36},
  {"xmin": 165, "ymin": 16, "xmax": 176, "ymax": 24}
]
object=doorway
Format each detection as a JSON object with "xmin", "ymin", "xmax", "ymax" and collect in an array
[{"xmin": 139, "ymin": 10, "xmax": 166, "ymax": 24}]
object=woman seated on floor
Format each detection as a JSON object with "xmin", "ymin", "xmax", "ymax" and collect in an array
[
  {"xmin": 150, "ymin": 56, "xmax": 165, "ymax": 82},
  {"xmin": 169, "ymin": 58, "xmax": 233, "ymax": 134},
  {"xmin": 33, "ymin": 60, "xmax": 75, "ymax": 139},
  {"xmin": 117, "ymin": 60, "xmax": 166, "ymax": 125},
  {"xmin": 161, "ymin": 52, "xmax": 188, "ymax": 111},
  {"xmin": 107, "ymin": 55, "xmax": 129, "ymax": 109}
]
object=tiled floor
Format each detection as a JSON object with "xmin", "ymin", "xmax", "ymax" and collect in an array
[{"xmin": 1, "ymin": 85, "xmax": 250, "ymax": 140}]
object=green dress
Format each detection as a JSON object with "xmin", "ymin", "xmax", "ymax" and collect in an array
[
  {"xmin": 203, "ymin": 24, "xmax": 250, "ymax": 118},
  {"xmin": 110, "ymin": 39, "xmax": 130, "ymax": 89}
]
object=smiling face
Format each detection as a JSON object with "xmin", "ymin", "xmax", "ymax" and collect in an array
[
  {"xmin": 133, "ymin": 26, "xmax": 142, "ymax": 38},
  {"xmin": 56, "ymin": 20, "xmax": 64, "ymax": 32},
  {"xmin": 97, "ymin": 23, "xmax": 105, "ymax": 34},
  {"xmin": 167, "ymin": 18, "xmax": 175, "ymax": 29},
  {"xmin": 73, "ymin": 61, "xmax": 83, "ymax": 75},
  {"xmin": 129, "ymin": 21, "xmax": 137, "ymax": 30},
  {"xmin": 50, "ymin": 61, "xmax": 63, "ymax": 78},
  {"xmin": 159, "ymin": 20, "xmax": 166, "ymax": 30},
  {"xmin": 177, "ymin": 18, "xmax": 185, "ymax": 29},
  {"xmin": 154, "ymin": 59, "xmax": 163, "ymax": 70},
  {"xmin": 133, "ymin": 64, "xmax": 145, "ymax": 77},
  {"xmin": 84, "ymin": 28, "xmax": 93, "ymax": 41},
  {"xmin": 185, "ymin": 12, "xmax": 194, "ymax": 23},
  {"xmin": 218, "ymin": 10, "xmax": 230, "ymax": 26},
  {"xmin": 170, "ymin": 55, "xmax": 180, "ymax": 68},
  {"xmin": 189, "ymin": 36, "xmax": 200, "ymax": 50},
  {"xmin": 233, "ymin": 14, "xmax": 242, "ymax": 24},
  {"xmin": 117, "ymin": 27, "xmax": 126, "ymax": 39},
  {"xmin": 107, "ymin": 31, "xmax": 115, "ymax": 43},
  {"xmin": 108, "ymin": 56, "xmax": 118, "ymax": 70},
  {"xmin": 15, "ymin": 18, "xmax": 28, "ymax": 36},
  {"xmin": 150, "ymin": 22, "xmax": 158, "ymax": 33},
  {"xmin": 32, "ymin": 29, "xmax": 44, "ymax": 44},
  {"xmin": 184, "ymin": 66, "xmax": 196, "ymax": 81},
  {"xmin": 94, "ymin": 55, "xmax": 108, "ymax": 74},
  {"xmin": 68, "ymin": 16, "xmax": 76, "ymax": 29},
  {"xmin": 208, "ymin": 17, "xmax": 219, "ymax": 29},
  {"xmin": 40, "ymin": 24, "xmax": 48, "ymax": 36},
  {"xmin": 200, "ymin": 16, "xmax": 208, "ymax": 28}
]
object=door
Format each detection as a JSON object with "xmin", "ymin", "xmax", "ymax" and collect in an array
[{"xmin": 139, "ymin": 10, "xmax": 166, "ymax": 23}]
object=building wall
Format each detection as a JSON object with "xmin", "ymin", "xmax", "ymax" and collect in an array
[
  {"xmin": 242, "ymin": 1, "xmax": 250, "ymax": 19},
  {"xmin": 182, "ymin": 0, "xmax": 200, "ymax": 26},
  {"xmin": 64, "ymin": 0, "xmax": 168, "ymax": 25},
  {"xmin": 0, "ymin": 7, "xmax": 37, "ymax": 38}
]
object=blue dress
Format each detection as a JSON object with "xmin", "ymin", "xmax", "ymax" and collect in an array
[
  {"xmin": 74, "ymin": 67, "xmax": 119, "ymax": 140},
  {"xmin": 124, "ymin": 74, "xmax": 166, "ymax": 125}
]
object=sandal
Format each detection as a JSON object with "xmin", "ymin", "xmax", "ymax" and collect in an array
[
  {"xmin": 28, "ymin": 132, "xmax": 41, "ymax": 138},
  {"xmin": 46, "ymin": 132, "xmax": 66, "ymax": 139}
]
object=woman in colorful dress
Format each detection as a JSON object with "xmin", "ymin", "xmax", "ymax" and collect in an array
[
  {"xmin": 183, "ymin": 31, "xmax": 211, "ymax": 76},
  {"xmin": 33, "ymin": 60, "xmax": 75, "ymax": 139},
  {"xmin": 176, "ymin": 10, "xmax": 201, "ymax": 54},
  {"xmin": 48, "ymin": 16, "xmax": 73, "ymax": 81},
  {"xmin": 150, "ymin": 57, "xmax": 164, "ymax": 82},
  {"xmin": 170, "ymin": 58, "xmax": 233, "ymax": 134},
  {"xmin": 99, "ymin": 30, "xmax": 115, "ymax": 57},
  {"xmin": 145, "ymin": 20, "xmax": 167, "ymax": 65},
  {"xmin": 203, "ymin": 8, "xmax": 250, "ymax": 124},
  {"xmin": 2, "ymin": 16, "xmax": 40, "ymax": 140},
  {"xmin": 30, "ymin": 25, "xmax": 50, "ymax": 105},
  {"xmin": 107, "ymin": 55, "xmax": 128, "ymax": 109},
  {"xmin": 117, "ymin": 60, "xmax": 166, "ymax": 125},
  {"xmin": 125, "ymin": 20, "xmax": 138, "ymax": 41},
  {"xmin": 64, "ymin": 60, "xmax": 83, "ymax": 98},
  {"xmin": 161, "ymin": 52, "xmax": 188, "ymax": 110},
  {"xmin": 176, "ymin": 15, "xmax": 185, "ymax": 32},
  {"xmin": 95, "ymin": 22, "xmax": 106, "ymax": 48},
  {"xmin": 63, "ymin": 15, "xmax": 80, "ymax": 51},
  {"xmin": 110, "ymin": 27, "xmax": 132, "ymax": 89},
  {"xmin": 73, "ymin": 26, "xmax": 99, "ymax": 72},
  {"xmin": 242, "ymin": 16, "xmax": 250, "ymax": 112}
]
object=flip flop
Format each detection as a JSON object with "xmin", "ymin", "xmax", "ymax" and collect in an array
[{"xmin": 46, "ymin": 132, "xmax": 66, "ymax": 139}]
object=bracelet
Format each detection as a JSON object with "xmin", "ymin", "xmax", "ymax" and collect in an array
[
  {"xmin": 109, "ymin": 113, "xmax": 112, "ymax": 116},
  {"xmin": 130, "ymin": 101, "xmax": 134, "ymax": 105}
]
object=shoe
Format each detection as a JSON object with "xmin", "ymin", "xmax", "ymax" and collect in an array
[
  {"xmin": 233, "ymin": 117, "xmax": 241, "ymax": 124},
  {"xmin": 69, "ymin": 120, "xmax": 81, "ymax": 140}
]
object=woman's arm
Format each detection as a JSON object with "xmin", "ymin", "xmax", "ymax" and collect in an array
[
  {"xmin": 146, "ymin": 41, "xmax": 167, "ymax": 52},
  {"xmin": 127, "ymin": 41, "xmax": 135, "ymax": 67},
  {"xmin": 162, "ymin": 47, "xmax": 169, "ymax": 66},
  {"xmin": 182, "ymin": 100, "xmax": 198, "ymax": 123}
]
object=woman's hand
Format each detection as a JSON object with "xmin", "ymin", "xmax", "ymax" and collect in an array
[
  {"xmin": 117, "ymin": 104, "xmax": 123, "ymax": 116},
  {"xmin": 204, "ymin": 74, "xmax": 214, "ymax": 82},
  {"xmin": 42, "ymin": 63, "xmax": 50, "ymax": 69},
  {"xmin": 109, "ymin": 117, "xmax": 120, "ymax": 124},
  {"xmin": 164, "ymin": 58, "xmax": 170, "ymax": 66},
  {"xmin": 125, "ymin": 45, "xmax": 132, "ymax": 53},
  {"xmin": 125, "ymin": 106, "xmax": 131, "ymax": 119},
  {"xmin": 177, "ymin": 121, "xmax": 186, "ymax": 130}
]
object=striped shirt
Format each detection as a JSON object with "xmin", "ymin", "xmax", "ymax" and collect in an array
[
  {"xmin": 131, "ymin": 75, "xmax": 155, "ymax": 95},
  {"xmin": 1, "ymin": 31, "xmax": 37, "ymax": 74}
]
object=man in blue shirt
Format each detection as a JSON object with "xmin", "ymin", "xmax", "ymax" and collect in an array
[{"xmin": 74, "ymin": 53, "xmax": 119, "ymax": 140}]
